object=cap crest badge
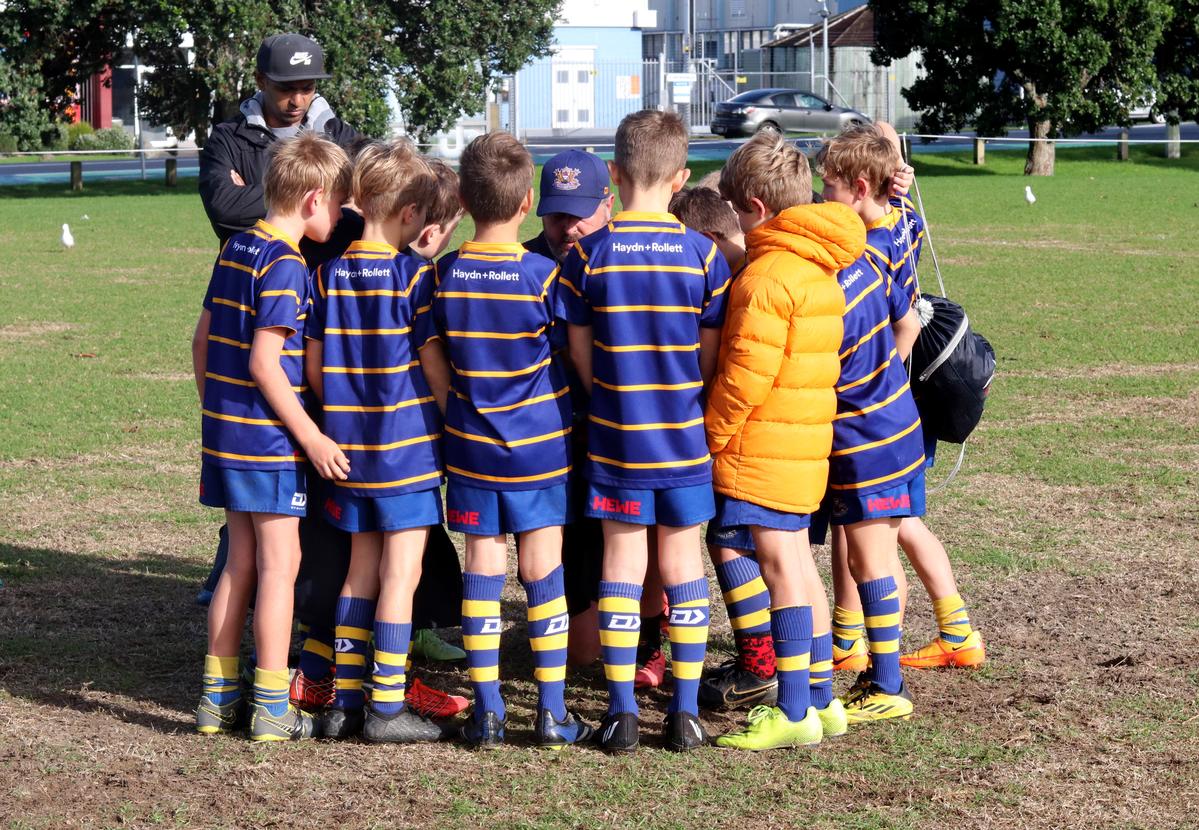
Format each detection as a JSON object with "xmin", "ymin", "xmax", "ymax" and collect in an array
[{"xmin": 552, "ymin": 166, "xmax": 582, "ymax": 191}]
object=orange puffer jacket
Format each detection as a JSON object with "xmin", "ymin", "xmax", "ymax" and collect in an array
[{"xmin": 705, "ymin": 201, "xmax": 865, "ymax": 513}]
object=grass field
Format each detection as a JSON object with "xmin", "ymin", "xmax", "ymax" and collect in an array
[{"xmin": 1, "ymin": 145, "xmax": 1198, "ymax": 829}]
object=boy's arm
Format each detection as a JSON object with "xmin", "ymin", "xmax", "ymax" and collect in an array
[
  {"xmin": 250, "ymin": 328, "xmax": 349, "ymax": 481},
  {"xmin": 418, "ymin": 339, "xmax": 451, "ymax": 415},
  {"xmin": 192, "ymin": 309, "xmax": 211, "ymax": 404},
  {"xmin": 699, "ymin": 326, "xmax": 722, "ymax": 388},
  {"xmin": 893, "ymin": 306, "xmax": 920, "ymax": 362},
  {"xmin": 704, "ymin": 271, "xmax": 793, "ymax": 454},
  {"xmin": 305, "ymin": 339, "xmax": 325, "ymax": 402},
  {"xmin": 567, "ymin": 324, "xmax": 593, "ymax": 395}
]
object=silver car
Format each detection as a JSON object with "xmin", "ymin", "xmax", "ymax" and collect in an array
[{"xmin": 710, "ymin": 88, "xmax": 871, "ymax": 136}]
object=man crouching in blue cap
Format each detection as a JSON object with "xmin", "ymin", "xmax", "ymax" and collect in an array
[{"xmin": 524, "ymin": 149, "xmax": 615, "ymax": 262}]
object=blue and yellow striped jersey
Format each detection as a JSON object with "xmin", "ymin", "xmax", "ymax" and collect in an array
[
  {"xmin": 201, "ymin": 220, "xmax": 309, "ymax": 470},
  {"xmin": 431, "ymin": 241, "xmax": 572, "ymax": 491},
  {"xmin": 307, "ymin": 241, "xmax": 444, "ymax": 496},
  {"xmin": 864, "ymin": 196, "xmax": 925, "ymax": 303},
  {"xmin": 828, "ymin": 254, "xmax": 925, "ymax": 494},
  {"xmin": 555, "ymin": 211, "xmax": 732, "ymax": 489}
]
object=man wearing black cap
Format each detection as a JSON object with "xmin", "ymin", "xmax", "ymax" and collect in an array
[
  {"xmin": 198, "ymin": 33, "xmax": 361, "ymax": 255},
  {"xmin": 524, "ymin": 149, "xmax": 615, "ymax": 263}
]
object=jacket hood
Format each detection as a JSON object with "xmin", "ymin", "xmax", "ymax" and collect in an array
[
  {"xmin": 745, "ymin": 202, "xmax": 866, "ymax": 272},
  {"xmin": 240, "ymin": 92, "xmax": 337, "ymax": 134}
]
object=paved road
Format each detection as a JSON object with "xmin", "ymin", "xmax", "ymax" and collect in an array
[{"xmin": 2, "ymin": 122, "xmax": 1193, "ymax": 186}]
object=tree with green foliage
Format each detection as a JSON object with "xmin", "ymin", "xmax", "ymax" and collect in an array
[
  {"xmin": 1, "ymin": 0, "xmax": 562, "ymax": 145},
  {"xmin": 870, "ymin": 0, "xmax": 1172, "ymax": 175},
  {"xmin": 1153, "ymin": 0, "xmax": 1199, "ymax": 123}
]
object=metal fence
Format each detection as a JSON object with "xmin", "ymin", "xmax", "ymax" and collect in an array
[{"xmin": 501, "ymin": 57, "xmax": 911, "ymax": 137}]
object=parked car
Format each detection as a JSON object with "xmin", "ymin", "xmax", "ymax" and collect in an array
[
  {"xmin": 710, "ymin": 88, "xmax": 871, "ymax": 136},
  {"xmin": 1128, "ymin": 92, "xmax": 1166, "ymax": 124}
]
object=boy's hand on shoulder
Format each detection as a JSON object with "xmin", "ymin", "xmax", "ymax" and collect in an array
[
  {"xmin": 891, "ymin": 164, "xmax": 914, "ymax": 197},
  {"xmin": 306, "ymin": 433, "xmax": 351, "ymax": 481}
]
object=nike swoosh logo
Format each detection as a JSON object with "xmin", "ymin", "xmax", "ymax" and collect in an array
[{"xmin": 289, "ymin": 52, "xmax": 312, "ymax": 66}]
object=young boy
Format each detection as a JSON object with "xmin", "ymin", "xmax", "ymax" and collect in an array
[
  {"xmin": 668, "ymin": 186, "xmax": 746, "ymax": 276},
  {"xmin": 193, "ymin": 132, "xmax": 351, "ymax": 741},
  {"xmin": 700, "ymin": 131, "xmax": 864, "ymax": 750},
  {"xmin": 557, "ymin": 110, "xmax": 732, "ymax": 753},
  {"xmin": 819, "ymin": 125, "xmax": 984, "ymax": 677},
  {"xmin": 422, "ymin": 132, "xmax": 591, "ymax": 749},
  {"xmin": 409, "ymin": 159, "xmax": 465, "ymax": 262},
  {"xmin": 305, "ymin": 139, "xmax": 450, "ymax": 743},
  {"xmin": 812, "ymin": 126, "xmax": 927, "ymax": 722}
]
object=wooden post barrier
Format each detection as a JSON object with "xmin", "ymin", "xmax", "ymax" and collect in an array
[
  {"xmin": 973, "ymin": 137, "xmax": 985, "ymax": 165},
  {"xmin": 1117, "ymin": 129, "xmax": 1130, "ymax": 161},
  {"xmin": 70, "ymin": 160, "xmax": 83, "ymax": 191},
  {"xmin": 165, "ymin": 158, "xmax": 178, "ymax": 187}
]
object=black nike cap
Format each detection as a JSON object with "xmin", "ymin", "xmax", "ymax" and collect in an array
[{"xmin": 256, "ymin": 33, "xmax": 332, "ymax": 82}]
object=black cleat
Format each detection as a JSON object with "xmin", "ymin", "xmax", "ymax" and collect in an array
[
  {"xmin": 364, "ymin": 705, "xmax": 450, "ymax": 744},
  {"xmin": 319, "ymin": 706, "xmax": 364, "ymax": 740},
  {"xmin": 664, "ymin": 710, "xmax": 710, "ymax": 752},
  {"xmin": 595, "ymin": 711, "xmax": 639, "ymax": 754},
  {"xmin": 698, "ymin": 660, "xmax": 779, "ymax": 711},
  {"xmin": 459, "ymin": 710, "xmax": 505, "ymax": 747},
  {"xmin": 533, "ymin": 709, "xmax": 595, "ymax": 749}
]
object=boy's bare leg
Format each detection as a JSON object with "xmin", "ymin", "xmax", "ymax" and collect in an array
[
  {"xmin": 462, "ymin": 534, "xmax": 509, "ymax": 721},
  {"xmin": 207, "ymin": 510, "xmax": 257, "ymax": 657},
  {"xmin": 898, "ymin": 517, "xmax": 957, "ymax": 600},
  {"xmin": 898, "ymin": 516, "xmax": 981, "ymax": 664},
  {"xmin": 516, "ymin": 525, "xmax": 563, "ymax": 583},
  {"xmin": 250, "ymin": 513, "xmax": 302, "ymax": 671},
  {"xmin": 602, "ymin": 520, "xmax": 649, "ymax": 584}
]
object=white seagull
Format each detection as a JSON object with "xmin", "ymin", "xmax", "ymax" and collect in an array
[
  {"xmin": 61, "ymin": 223, "xmax": 75, "ymax": 249},
  {"xmin": 1024, "ymin": 185, "xmax": 1036, "ymax": 205}
]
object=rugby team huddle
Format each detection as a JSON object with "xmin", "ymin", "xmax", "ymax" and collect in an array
[{"xmin": 193, "ymin": 35, "xmax": 984, "ymax": 754}]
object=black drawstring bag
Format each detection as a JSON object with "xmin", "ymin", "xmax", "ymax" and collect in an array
[{"xmin": 910, "ymin": 295, "xmax": 996, "ymax": 444}]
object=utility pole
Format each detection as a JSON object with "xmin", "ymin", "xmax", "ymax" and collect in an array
[
  {"xmin": 819, "ymin": 0, "xmax": 830, "ymax": 100},
  {"xmin": 681, "ymin": 0, "xmax": 693, "ymax": 126}
]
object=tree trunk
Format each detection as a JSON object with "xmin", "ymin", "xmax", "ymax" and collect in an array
[{"xmin": 1025, "ymin": 117, "xmax": 1055, "ymax": 176}]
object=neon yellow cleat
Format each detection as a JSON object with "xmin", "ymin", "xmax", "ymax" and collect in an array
[
  {"xmin": 842, "ymin": 681, "xmax": 913, "ymax": 724},
  {"xmin": 900, "ymin": 630, "xmax": 986, "ymax": 668},
  {"xmin": 816, "ymin": 697, "xmax": 848, "ymax": 737},
  {"xmin": 716, "ymin": 705, "xmax": 823, "ymax": 751}
]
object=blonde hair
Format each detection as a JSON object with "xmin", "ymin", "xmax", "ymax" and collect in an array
[
  {"xmin": 814, "ymin": 123, "xmax": 898, "ymax": 199},
  {"xmin": 615, "ymin": 109, "xmax": 688, "ymax": 188},
  {"xmin": 351, "ymin": 139, "xmax": 435, "ymax": 223},
  {"xmin": 425, "ymin": 159, "xmax": 463, "ymax": 228},
  {"xmin": 458, "ymin": 132, "xmax": 532, "ymax": 224},
  {"xmin": 264, "ymin": 132, "xmax": 352, "ymax": 214},
  {"xmin": 719, "ymin": 130, "xmax": 811, "ymax": 213},
  {"xmin": 669, "ymin": 186, "xmax": 739, "ymax": 240}
]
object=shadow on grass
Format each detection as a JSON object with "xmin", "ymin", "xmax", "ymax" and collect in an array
[
  {"xmin": 0, "ymin": 179, "xmax": 200, "ymax": 200},
  {"xmin": 0, "ymin": 543, "xmax": 210, "ymax": 729},
  {"xmin": 0, "ymin": 540, "xmax": 610, "ymax": 737}
]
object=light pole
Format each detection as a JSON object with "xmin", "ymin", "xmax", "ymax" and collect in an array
[{"xmin": 818, "ymin": 0, "xmax": 830, "ymax": 100}]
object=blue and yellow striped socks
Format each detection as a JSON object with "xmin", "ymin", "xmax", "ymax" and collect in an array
[
  {"xmin": 297, "ymin": 624, "xmax": 335, "ymax": 681},
  {"xmin": 333, "ymin": 596, "xmax": 376, "ymax": 710},
  {"xmin": 933, "ymin": 593, "xmax": 973, "ymax": 644},
  {"xmin": 772, "ymin": 606, "xmax": 813, "ymax": 721},
  {"xmin": 599, "ymin": 581, "xmax": 642, "ymax": 716},
  {"xmin": 832, "ymin": 605, "xmax": 865, "ymax": 652},
  {"xmin": 714, "ymin": 555, "xmax": 772, "ymax": 639},
  {"xmin": 524, "ymin": 566, "xmax": 569, "ymax": 720},
  {"xmin": 202, "ymin": 654, "xmax": 240, "ymax": 705},
  {"xmin": 253, "ymin": 667, "xmax": 290, "ymax": 717},
  {"xmin": 859, "ymin": 576, "xmax": 903, "ymax": 694},
  {"xmin": 462, "ymin": 572, "xmax": 506, "ymax": 721},
  {"xmin": 371, "ymin": 620, "xmax": 411, "ymax": 716},
  {"xmin": 665, "ymin": 578, "xmax": 710, "ymax": 716},
  {"xmin": 809, "ymin": 632, "xmax": 834, "ymax": 709}
]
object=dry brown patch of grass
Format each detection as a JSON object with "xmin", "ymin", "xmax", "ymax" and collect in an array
[{"xmin": 0, "ymin": 321, "xmax": 75, "ymax": 339}]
